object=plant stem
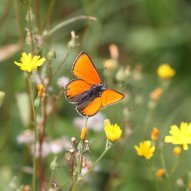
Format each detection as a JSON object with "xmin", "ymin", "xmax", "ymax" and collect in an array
[
  {"xmin": 34, "ymin": 0, "xmax": 41, "ymax": 33},
  {"xmin": 159, "ymin": 145, "xmax": 169, "ymax": 178},
  {"xmin": 79, "ymin": 140, "xmax": 111, "ymax": 182},
  {"xmin": 69, "ymin": 119, "xmax": 89, "ymax": 191},
  {"xmin": 46, "ymin": 90, "xmax": 64, "ymax": 119},
  {"xmin": 42, "ymin": 0, "xmax": 56, "ymax": 31},
  {"xmin": 53, "ymin": 49, "xmax": 71, "ymax": 77},
  {"xmin": 38, "ymin": 94, "xmax": 47, "ymax": 189},
  {"xmin": 28, "ymin": 0, "xmax": 35, "ymax": 54},
  {"xmin": 104, "ymin": 139, "xmax": 126, "ymax": 191},
  {"xmin": 46, "ymin": 15, "xmax": 97, "ymax": 36},
  {"xmin": 26, "ymin": 74, "xmax": 37, "ymax": 191},
  {"xmin": 150, "ymin": 160, "xmax": 160, "ymax": 191},
  {"xmin": 171, "ymin": 156, "xmax": 179, "ymax": 174},
  {"xmin": 14, "ymin": 0, "xmax": 24, "ymax": 49},
  {"xmin": 84, "ymin": 117, "xmax": 88, "ymax": 127},
  {"xmin": 94, "ymin": 140, "xmax": 111, "ymax": 167}
]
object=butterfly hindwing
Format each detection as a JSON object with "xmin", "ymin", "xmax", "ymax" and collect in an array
[
  {"xmin": 65, "ymin": 79, "xmax": 91, "ymax": 102},
  {"xmin": 101, "ymin": 89, "xmax": 124, "ymax": 107},
  {"xmin": 76, "ymin": 97, "xmax": 102, "ymax": 117},
  {"xmin": 72, "ymin": 52, "xmax": 101, "ymax": 85}
]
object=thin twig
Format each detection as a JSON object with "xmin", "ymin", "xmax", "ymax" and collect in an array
[
  {"xmin": 46, "ymin": 90, "xmax": 65, "ymax": 119},
  {"xmin": 38, "ymin": 94, "xmax": 47, "ymax": 189},
  {"xmin": 28, "ymin": 0, "xmax": 35, "ymax": 54},
  {"xmin": 26, "ymin": 74, "xmax": 37, "ymax": 191},
  {"xmin": 34, "ymin": 0, "xmax": 41, "ymax": 33},
  {"xmin": 77, "ymin": 140, "xmax": 111, "ymax": 189},
  {"xmin": 14, "ymin": 0, "xmax": 24, "ymax": 49},
  {"xmin": 53, "ymin": 49, "xmax": 71, "ymax": 77},
  {"xmin": 42, "ymin": 0, "xmax": 56, "ymax": 31},
  {"xmin": 46, "ymin": 15, "xmax": 97, "ymax": 36}
]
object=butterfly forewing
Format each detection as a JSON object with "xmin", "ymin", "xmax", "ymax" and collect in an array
[
  {"xmin": 101, "ymin": 89, "xmax": 124, "ymax": 107},
  {"xmin": 65, "ymin": 79, "xmax": 91, "ymax": 102},
  {"xmin": 72, "ymin": 52, "xmax": 101, "ymax": 85}
]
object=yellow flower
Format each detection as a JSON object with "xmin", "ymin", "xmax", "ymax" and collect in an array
[
  {"xmin": 134, "ymin": 140, "xmax": 155, "ymax": 159},
  {"xmin": 173, "ymin": 146, "xmax": 182, "ymax": 156},
  {"xmin": 155, "ymin": 168, "xmax": 165, "ymax": 177},
  {"xmin": 14, "ymin": 52, "xmax": 46, "ymax": 72},
  {"xmin": 165, "ymin": 122, "xmax": 191, "ymax": 150},
  {"xmin": 157, "ymin": 64, "xmax": 175, "ymax": 80},
  {"xmin": 151, "ymin": 127, "xmax": 159, "ymax": 141},
  {"xmin": 104, "ymin": 120, "xmax": 122, "ymax": 143}
]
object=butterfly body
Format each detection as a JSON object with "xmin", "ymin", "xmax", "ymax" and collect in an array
[
  {"xmin": 65, "ymin": 52, "xmax": 124, "ymax": 117},
  {"xmin": 77, "ymin": 84, "xmax": 106, "ymax": 104}
]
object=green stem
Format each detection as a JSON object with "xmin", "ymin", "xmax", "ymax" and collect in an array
[
  {"xmin": 34, "ymin": 0, "xmax": 41, "ymax": 33},
  {"xmin": 73, "ymin": 140, "xmax": 111, "ymax": 191},
  {"xmin": 46, "ymin": 15, "xmax": 97, "ymax": 36},
  {"xmin": 77, "ymin": 142, "xmax": 84, "ymax": 178},
  {"xmin": 77, "ymin": 118, "xmax": 89, "ymax": 177},
  {"xmin": 53, "ymin": 49, "xmax": 71, "ymax": 77},
  {"xmin": 33, "ymin": 112, "xmax": 37, "ymax": 191},
  {"xmin": 69, "ymin": 119, "xmax": 89, "ymax": 191},
  {"xmin": 27, "ymin": 74, "xmax": 37, "ymax": 191},
  {"xmin": 94, "ymin": 141, "xmax": 111, "ymax": 167},
  {"xmin": 170, "ymin": 156, "xmax": 179, "ymax": 174},
  {"xmin": 85, "ymin": 117, "xmax": 88, "ymax": 127},
  {"xmin": 42, "ymin": 0, "xmax": 56, "ymax": 31},
  {"xmin": 159, "ymin": 146, "xmax": 169, "ymax": 178},
  {"xmin": 28, "ymin": 1, "xmax": 35, "ymax": 54},
  {"xmin": 79, "ymin": 140, "xmax": 111, "ymax": 182},
  {"xmin": 14, "ymin": 0, "xmax": 24, "ymax": 49},
  {"xmin": 149, "ymin": 160, "xmax": 160, "ymax": 191}
]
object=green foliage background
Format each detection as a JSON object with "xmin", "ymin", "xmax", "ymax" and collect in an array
[{"xmin": 0, "ymin": 0, "xmax": 191, "ymax": 190}]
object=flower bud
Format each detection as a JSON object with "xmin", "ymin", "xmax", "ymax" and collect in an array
[
  {"xmin": 151, "ymin": 127, "xmax": 159, "ymax": 141},
  {"xmin": 47, "ymin": 49, "xmax": 56, "ymax": 60},
  {"xmin": 37, "ymin": 84, "xmax": 44, "ymax": 97},
  {"xmin": 80, "ymin": 127, "xmax": 87, "ymax": 141},
  {"xmin": 173, "ymin": 146, "xmax": 182, "ymax": 156},
  {"xmin": 156, "ymin": 168, "xmax": 165, "ymax": 177}
]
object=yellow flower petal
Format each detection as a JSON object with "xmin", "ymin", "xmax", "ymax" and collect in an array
[
  {"xmin": 104, "ymin": 120, "xmax": 122, "ymax": 143},
  {"xmin": 134, "ymin": 140, "xmax": 155, "ymax": 159},
  {"xmin": 14, "ymin": 52, "xmax": 46, "ymax": 72},
  {"xmin": 165, "ymin": 122, "xmax": 191, "ymax": 150}
]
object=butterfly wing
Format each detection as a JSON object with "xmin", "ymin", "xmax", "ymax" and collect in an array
[
  {"xmin": 72, "ymin": 52, "xmax": 101, "ymax": 85},
  {"xmin": 101, "ymin": 89, "xmax": 124, "ymax": 107},
  {"xmin": 66, "ymin": 52, "xmax": 124, "ymax": 117},
  {"xmin": 76, "ymin": 89, "xmax": 124, "ymax": 117},
  {"xmin": 65, "ymin": 79, "xmax": 91, "ymax": 102},
  {"xmin": 76, "ymin": 97, "xmax": 102, "ymax": 117}
]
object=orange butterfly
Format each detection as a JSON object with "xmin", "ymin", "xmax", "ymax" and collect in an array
[{"xmin": 65, "ymin": 52, "xmax": 124, "ymax": 117}]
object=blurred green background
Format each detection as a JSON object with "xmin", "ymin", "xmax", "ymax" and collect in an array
[{"xmin": 0, "ymin": 0, "xmax": 191, "ymax": 190}]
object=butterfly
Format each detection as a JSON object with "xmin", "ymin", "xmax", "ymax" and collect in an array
[{"xmin": 65, "ymin": 52, "xmax": 124, "ymax": 117}]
